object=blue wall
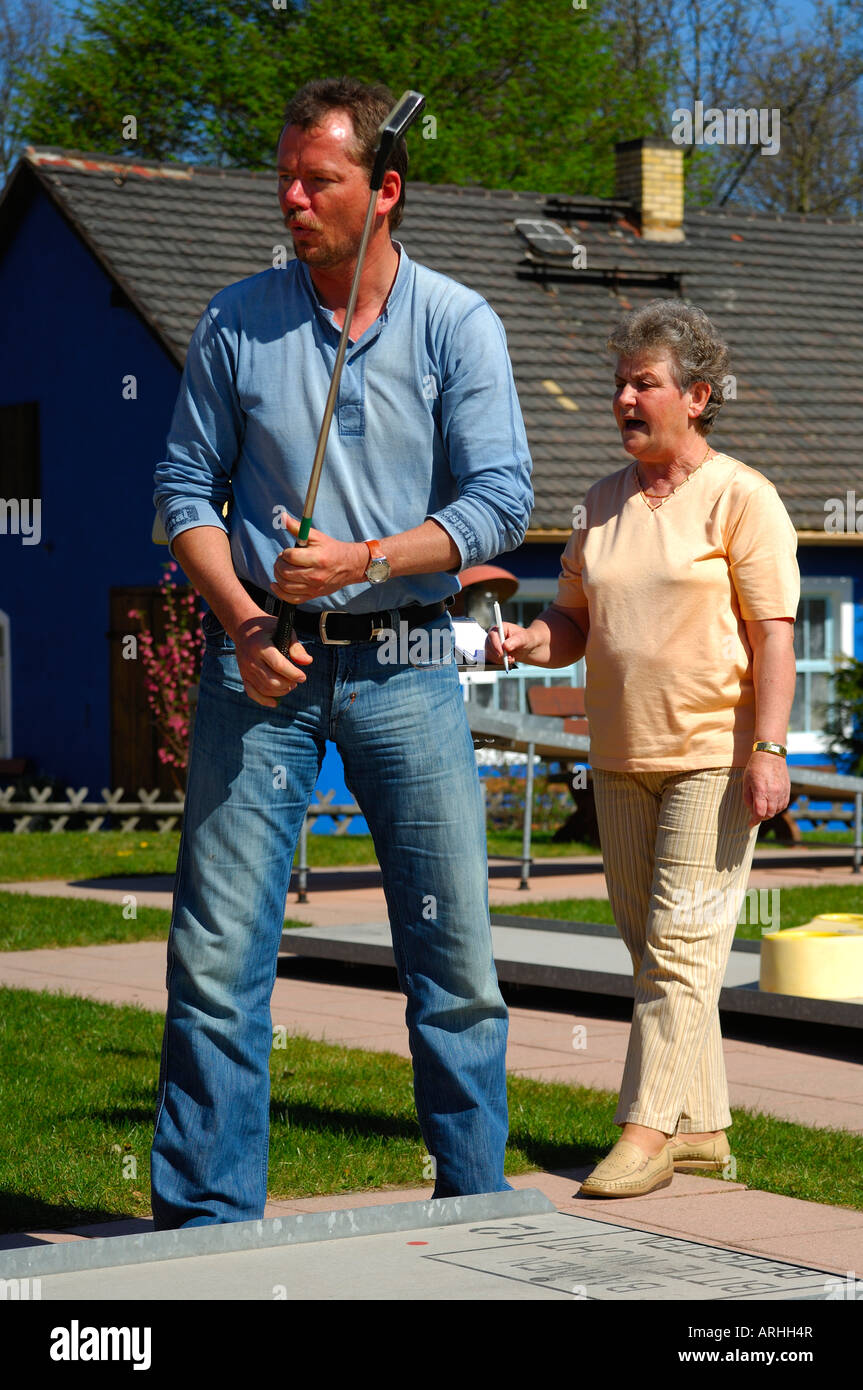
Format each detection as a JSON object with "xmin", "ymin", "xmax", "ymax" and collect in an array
[{"xmin": 0, "ymin": 190, "xmax": 181, "ymax": 784}]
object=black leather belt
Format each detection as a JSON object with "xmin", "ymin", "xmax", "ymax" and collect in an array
[{"xmin": 239, "ymin": 578, "xmax": 448, "ymax": 646}]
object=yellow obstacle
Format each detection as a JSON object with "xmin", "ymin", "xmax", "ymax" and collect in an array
[{"xmin": 759, "ymin": 915, "xmax": 863, "ymax": 999}]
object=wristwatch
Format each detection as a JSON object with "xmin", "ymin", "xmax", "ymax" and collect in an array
[
  {"xmin": 364, "ymin": 539, "xmax": 391, "ymax": 585},
  {"xmin": 752, "ymin": 741, "xmax": 787, "ymax": 758}
]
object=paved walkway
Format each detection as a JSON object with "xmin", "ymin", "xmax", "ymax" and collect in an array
[
  {"xmin": 3, "ymin": 844, "xmax": 860, "ymax": 927},
  {"xmin": 1, "ymin": 848, "xmax": 861, "ymax": 1280}
]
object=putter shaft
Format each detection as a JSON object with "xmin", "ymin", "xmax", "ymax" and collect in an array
[
  {"xmin": 272, "ymin": 189, "xmax": 379, "ymax": 654},
  {"xmin": 272, "ymin": 91, "xmax": 426, "ymax": 657}
]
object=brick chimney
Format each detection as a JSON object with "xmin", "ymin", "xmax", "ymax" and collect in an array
[{"xmin": 615, "ymin": 138, "xmax": 684, "ymax": 242}]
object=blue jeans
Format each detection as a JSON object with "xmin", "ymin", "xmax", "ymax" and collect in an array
[{"xmin": 150, "ymin": 611, "xmax": 509, "ymax": 1227}]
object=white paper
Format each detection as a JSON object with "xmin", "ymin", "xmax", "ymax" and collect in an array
[{"xmin": 451, "ymin": 618, "xmax": 492, "ymax": 670}]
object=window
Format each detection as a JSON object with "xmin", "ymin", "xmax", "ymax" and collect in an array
[
  {"xmin": 788, "ymin": 576, "xmax": 854, "ymax": 753},
  {"xmin": 461, "ymin": 582, "xmax": 585, "ymax": 713},
  {"xmin": 0, "ymin": 611, "xmax": 10, "ymax": 758},
  {"xmin": 0, "ymin": 403, "xmax": 40, "ymax": 499}
]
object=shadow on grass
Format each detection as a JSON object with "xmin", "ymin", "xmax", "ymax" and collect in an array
[
  {"xmin": 270, "ymin": 1099, "xmax": 613, "ymax": 1175},
  {"xmin": 268, "ymin": 1099, "xmax": 418, "ymax": 1142},
  {"xmin": 86, "ymin": 1097, "xmax": 609, "ymax": 1180},
  {"xmin": 70, "ymin": 875, "xmax": 175, "ymax": 891},
  {"xmin": 0, "ymin": 1193, "xmax": 135, "ymax": 1239},
  {"xmin": 86, "ymin": 1106, "xmax": 155, "ymax": 1126},
  {"xmin": 97, "ymin": 1047, "xmax": 159, "ymax": 1062},
  {"xmin": 507, "ymin": 1125, "xmax": 611, "ymax": 1174}
]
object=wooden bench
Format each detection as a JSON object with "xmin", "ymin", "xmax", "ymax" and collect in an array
[
  {"xmin": 527, "ymin": 685, "xmax": 588, "ymax": 736},
  {"xmin": 520, "ymin": 704, "xmax": 854, "ymax": 849},
  {"xmin": 761, "ymin": 765, "xmax": 849, "ymax": 844}
]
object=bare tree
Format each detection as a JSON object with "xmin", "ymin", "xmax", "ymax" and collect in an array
[
  {"xmin": 735, "ymin": 6, "xmax": 863, "ymax": 215},
  {"xmin": 603, "ymin": 0, "xmax": 784, "ymax": 115},
  {"xmin": 0, "ymin": 0, "xmax": 74, "ymax": 182},
  {"xmin": 602, "ymin": 0, "xmax": 863, "ymax": 215}
]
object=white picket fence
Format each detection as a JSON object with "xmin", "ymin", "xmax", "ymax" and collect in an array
[
  {"xmin": 0, "ymin": 787, "xmax": 187, "ymax": 833},
  {"xmin": 0, "ymin": 785, "xmax": 365, "ymax": 836}
]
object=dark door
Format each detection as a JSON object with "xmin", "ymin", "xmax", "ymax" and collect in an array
[{"xmin": 109, "ymin": 585, "xmax": 197, "ymax": 795}]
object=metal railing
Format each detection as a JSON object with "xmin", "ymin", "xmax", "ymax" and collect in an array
[{"xmin": 466, "ymin": 708, "xmax": 863, "ymax": 883}]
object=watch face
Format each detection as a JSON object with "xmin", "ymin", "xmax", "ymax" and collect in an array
[{"xmin": 367, "ymin": 557, "xmax": 391, "ymax": 584}]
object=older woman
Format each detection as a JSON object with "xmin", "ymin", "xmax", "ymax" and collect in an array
[{"xmin": 491, "ymin": 300, "xmax": 799, "ymax": 1197}]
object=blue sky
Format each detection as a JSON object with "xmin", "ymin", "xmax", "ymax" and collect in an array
[{"xmin": 781, "ymin": 0, "xmax": 821, "ymax": 36}]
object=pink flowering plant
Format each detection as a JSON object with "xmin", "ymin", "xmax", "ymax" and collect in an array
[{"xmin": 128, "ymin": 563, "xmax": 204, "ymax": 783}]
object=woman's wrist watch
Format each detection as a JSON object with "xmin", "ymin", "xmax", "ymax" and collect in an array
[
  {"xmin": 364, "ymin": 539, "xmax": 391, "ymax": 584},
  {"xmin": 752, "ymin": 741, "xmax": 787, "ymax": 758}
]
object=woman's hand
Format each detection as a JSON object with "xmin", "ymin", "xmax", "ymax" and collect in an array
[
  {"xmin": 485, "ymin": 606, "xmax": 589, "ymax": 669},
  {"xmin": 743, "ymin": 751, "xmax": 791, "ymax": 828},
  {"xmin": 485, "ymin": 620, "xmax": 545, "ymax": 668},
  {"xmin": 743, "ymin": 618, "xmax": 795, "ymax": 827}
]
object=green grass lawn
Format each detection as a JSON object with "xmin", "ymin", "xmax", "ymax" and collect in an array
[
  {"xmin": 0, "ymin": 824, "xmax": 854, "ymax": 885},
  {"xmin": 0, "ymin": 893, "xmax": 313, "ymax": 953},
  {"xmin": 0, "ymin": 894, "xmax": 174, "ymax": 952},
  {"xmin": 492, "ymin": 884, "xmax": 863, "ymax": 939},
  {"xmin": 0, "ymin": 987, "xmax": 859, "ymax": 1234},
  {"xmin": 0, "ymin": 828, "xmax": 606, "ymax": 884}
]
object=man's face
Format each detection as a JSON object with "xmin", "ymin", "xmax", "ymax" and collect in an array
[{"xmin": 277, "ymin": 112, "xmax": 372, "ymax": 270}]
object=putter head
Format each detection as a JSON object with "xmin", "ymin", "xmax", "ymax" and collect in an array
[{"xmin": 370, "ymin": 90, "xmax": 426, "ymax": 189}]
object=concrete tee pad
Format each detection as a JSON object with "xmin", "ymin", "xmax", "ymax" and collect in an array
[{"xmin": 1, "ymin": 1191, "xmax": 840, "ymax": 1302}]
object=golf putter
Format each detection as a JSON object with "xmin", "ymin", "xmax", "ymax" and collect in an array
[{"xmin": 272, "ymin": 89, "xmax": 426, "ymax": 657}]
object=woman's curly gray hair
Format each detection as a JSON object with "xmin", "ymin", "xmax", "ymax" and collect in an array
[{"xmin": 607, "ymin": 300, "xmax": 729, "ymax": 435}]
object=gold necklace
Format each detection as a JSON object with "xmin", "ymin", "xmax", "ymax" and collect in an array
[{"xmin": 636, "ymin": 448, "xmax": 713, "ymax": 510}]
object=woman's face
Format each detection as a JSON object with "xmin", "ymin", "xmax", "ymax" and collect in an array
[{"xmin": 613, "ymin": 351, "xmax": 703, "ymax": 463}]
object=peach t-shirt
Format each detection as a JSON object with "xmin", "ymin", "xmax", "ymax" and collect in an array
[{"xmin": 554, "ymin": 453, "xmax": 800, "ymax": 771}]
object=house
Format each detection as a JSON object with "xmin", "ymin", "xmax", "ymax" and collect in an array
[{"xmin": 1, "ymin": 137, "xmax": 861, "ymax": 813}]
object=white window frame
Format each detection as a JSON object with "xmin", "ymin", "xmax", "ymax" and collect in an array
[
  {"xmin": 787, "ymin": 575, "xmax": 854, "ymax": 757},
  {"xmin": 0, "ymin": 610, "xmax": 10, "ymax": 759}
]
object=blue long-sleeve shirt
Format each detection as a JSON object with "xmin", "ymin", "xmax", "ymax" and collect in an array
[{"xmin": 153, "ymin": 243, "xmax": 533, "ymax": 613}]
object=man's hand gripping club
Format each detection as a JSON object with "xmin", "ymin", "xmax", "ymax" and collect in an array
[
  {"xmin": 235, "ymin": 510, "xmax": 365, "ymax": 709},
  {"xmin": 170, "ymin": 525, "xmax": 314, "ymax": 711}
]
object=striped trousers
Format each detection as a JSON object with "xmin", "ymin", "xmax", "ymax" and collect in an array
[{"xmin": 592, "ymin": 767, "xmax": 759, "ymax": 1133}]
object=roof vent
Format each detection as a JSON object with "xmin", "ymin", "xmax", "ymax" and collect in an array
[{"xmin": 513, "ymin": 218, "xmax": 581, "ymax": 260}]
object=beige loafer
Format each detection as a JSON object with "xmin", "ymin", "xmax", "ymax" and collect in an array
[
  {"xmin": 579, "ymin": 1139, "xmax": 673, "ymax": 1198},
  {"xmin": 667, "ymin": 1133, "xmax": 731, "ymax": 1171}
]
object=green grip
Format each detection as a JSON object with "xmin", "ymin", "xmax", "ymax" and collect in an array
[{"xmin": 272, "ymin": 513, "xmax": 313, "ymax": 655}]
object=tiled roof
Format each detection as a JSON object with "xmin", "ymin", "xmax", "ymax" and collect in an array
[{"xmin": 6, "ymin": 145, "xmax": 863, "ymax": 532}]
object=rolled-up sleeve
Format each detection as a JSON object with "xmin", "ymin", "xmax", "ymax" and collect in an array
[
  {"xmin": 428, "ymin": 302, "xmax": 533, "ymax": 564},
  {"xmin": 153, "ymin": 305, "xmax": 243, "ymax": 552}
]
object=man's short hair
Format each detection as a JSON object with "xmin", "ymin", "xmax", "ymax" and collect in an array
[{"xmin": 282, "ymin": 77, "xmax": 408, "ymax": 230}]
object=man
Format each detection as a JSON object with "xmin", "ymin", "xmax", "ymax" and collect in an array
[{"xmin": 151, "ymin": 77, "xmax": 533, "ymax": 1227}]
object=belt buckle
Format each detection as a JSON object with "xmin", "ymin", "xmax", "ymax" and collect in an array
[{"xmin": 318, "ymin": 610, "xmax": 351, "ymax": 646}]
